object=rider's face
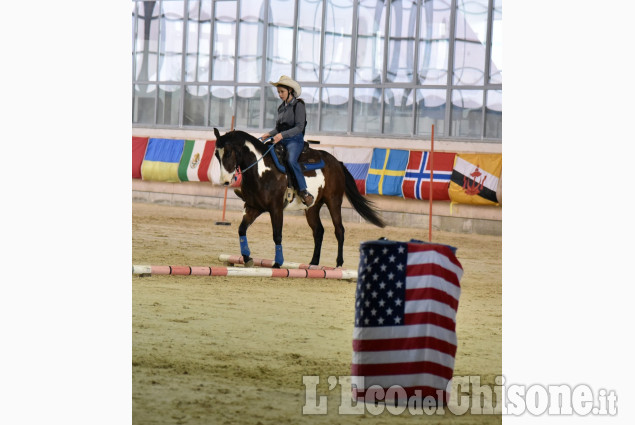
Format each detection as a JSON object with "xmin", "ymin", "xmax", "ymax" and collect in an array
[{"xmin": 277, "ymin": 87, "xmax": 290, "ymax": 102}]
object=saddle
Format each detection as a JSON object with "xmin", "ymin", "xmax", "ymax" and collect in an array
[{"xmin": 266, "ymin": 141, "xmax": 325, "ymax": 203}]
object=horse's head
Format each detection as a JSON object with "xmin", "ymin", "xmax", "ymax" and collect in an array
[{"xmin": 214, "ymin": 128, "xmax": 244, "ymax": 185}]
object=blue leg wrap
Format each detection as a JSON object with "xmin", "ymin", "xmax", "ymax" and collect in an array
[
  {"xmin": 239, "ymin": 236, "xmax": 250, "ymax": 257},
  {"xmin": 275, "ymin": 244, "xmax": 284, "ymax": 265}
]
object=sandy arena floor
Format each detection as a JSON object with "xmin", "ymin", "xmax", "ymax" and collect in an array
[{"xmin": 132, "ymin": 202, "xmax": 501, "ymax": 424}]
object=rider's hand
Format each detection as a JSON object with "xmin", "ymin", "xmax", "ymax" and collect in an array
[
  {"xmin": 259, "ymin": 133, "xmax": 270, "ymax": 140},
  {"xmin": 272, "ymin": 133, "xmax": 283, "ymax": 143}
]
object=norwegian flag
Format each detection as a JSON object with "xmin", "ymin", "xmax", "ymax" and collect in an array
[
  {"xmin": 402, "ymin": 151, "xmax": 456, "ymax": 201},
  {"xmin": 351, "ymin": 239, "xmax": 463, "ymax": 405}
]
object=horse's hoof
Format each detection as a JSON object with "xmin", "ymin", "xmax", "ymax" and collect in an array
[
  {"xmin": 244, "ymin": 257, "xmax": 254, "ymax": 268},
  {"xmin": 272, "ymin": 262, "xmax": 281, "ymax": 269}
]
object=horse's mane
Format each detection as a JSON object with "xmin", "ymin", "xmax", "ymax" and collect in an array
[{"xmin": 225, "ymin": 130, "xmax": 268, "ymax": 153}]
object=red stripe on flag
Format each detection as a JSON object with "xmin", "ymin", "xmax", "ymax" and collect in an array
[
  {"xmin": 406, "ymin": 287, "xmax": 459, "ymax": 310},
  {"xmin": 197, "ymin": 140, "xmax": 216, "ymax": 181},
  {"xmin": 355, "ymin": 179, "xmax": 366, "ymax": 195},
  {"xmin": 404, "ymin": 312, "xmax": 456, "ymax": 330},
  {"xmin": 352, "ymin": 336, "xmax": 456, "ymax": 356},
  {"xmin": 401, "ymin": 179, "xmax": 416, "ymax": 199},
  {"xmin": 407, "ymin": 244, "xmax": 463, "ymax": 269},
  {"xmin": 406, "ymin": 263, "xmax": 460, "ymax": 287},
  {"xmin": 351, "ymin": 360, "xmax": 454, "ymax": 380},
  {"xmin": 132, "ymin": 136, "xmax": 149, "ymax": 179}
]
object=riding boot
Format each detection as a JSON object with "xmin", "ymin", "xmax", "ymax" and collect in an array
[{"xmin": 299, "ymin": 190, "xmax": 314, "ymax": 207}]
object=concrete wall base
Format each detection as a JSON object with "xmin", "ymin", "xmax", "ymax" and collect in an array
[{"xmin": 132, "ymin": 180, "xmax": 501, "ymax": 236}]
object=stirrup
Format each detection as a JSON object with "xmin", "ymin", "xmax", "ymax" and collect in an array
[{"xmin": 285, "ymin": 188, "xmax": 294, "ymax": 202}]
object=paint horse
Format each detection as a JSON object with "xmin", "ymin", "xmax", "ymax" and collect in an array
[{"xmin": 213, "ymin": 128, "xmax": 385, "ymax": 268}]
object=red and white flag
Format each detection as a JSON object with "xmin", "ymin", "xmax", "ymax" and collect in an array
[{"xmin": 351, "ymin": 239, "xmax": 463, "ymax": 405}]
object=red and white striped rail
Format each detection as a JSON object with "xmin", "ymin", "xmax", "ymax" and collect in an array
[
  {"xmin": 218, "ymin": 254, "xmax": 343, "ymax": 271},
  {"xmin": 131, "ymin": 265, "xmax": 357, "ymax": 280}
]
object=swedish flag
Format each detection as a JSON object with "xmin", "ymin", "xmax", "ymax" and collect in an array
[{"xmin": 365, "ymin": 148, "xmax": 410, "ymax": 196}]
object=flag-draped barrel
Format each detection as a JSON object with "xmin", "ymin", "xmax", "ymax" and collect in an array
[
  {"xmin": 351, "ymin": 239, "xmax": 463, "ymax": 405},
  {"xmin": 402, "ymin": 151, "xmax": 456, "ymax": 200},
  {"xmin": 366, "ymin": 148, "xmax": 410, "ymax": 196}
]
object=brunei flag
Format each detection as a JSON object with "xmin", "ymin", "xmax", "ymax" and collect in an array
[
  {"xmin": 141, "ymin": 138, "xmax": 185, "ymax": 182},
  {"xmin": 402, "ymin": 151, "xmax": 456, "ymax": 201},
  {"xmin": 178, "ymin": 139, "xmax": 217, "ymax": 182},
  {"xmin": 449, "ymin": 154, "xmax": 502, "ymax": 205},
  {"xmin": 333, "ymin": 147, "xmax": 373, "ymax": 195},
  {"xmin": 132, "ymin": 136, "xmax": 148, "ymax": 179},
  {"xmin": 366, "ymin": 148, "xmax": 410, "ymax": 197}
]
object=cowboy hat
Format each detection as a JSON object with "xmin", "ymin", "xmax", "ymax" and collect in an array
[{"xmin": 269, "ymin": 75, "xmax": 301, "ymax": 97}]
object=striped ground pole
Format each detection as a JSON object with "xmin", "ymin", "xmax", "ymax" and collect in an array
[{"xmin": 131, "ymin": 265, "xmax": 357, "ymax": 280}]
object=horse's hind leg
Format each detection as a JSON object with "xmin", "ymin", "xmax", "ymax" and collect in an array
[
  {"xmin": 238, "ymin": 206, "xmax": 262, "ymax": 267},
  {"xmin": 325, "ymin": 199, "xmax": 345, "ymax": 268},
  {"xmin": 269, "ymin": 208, "xmax": 285, "ymax": 268},
  {"xmin": 305, "ymin": 204, "xmax": 324, "ymax": 265}
]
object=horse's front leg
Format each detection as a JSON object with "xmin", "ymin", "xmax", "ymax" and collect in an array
[
  {"xmin": 269, "ymin": 208, "xmax": 284, "ymax": 268},
  {"xmin": 238, "ymin": 206, "xmax": 262, "ymax": 267}
]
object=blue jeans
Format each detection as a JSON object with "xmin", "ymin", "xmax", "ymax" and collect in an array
[{"xmin": 280, "ymin": 134, "xmax": 308, "ymax": 192}]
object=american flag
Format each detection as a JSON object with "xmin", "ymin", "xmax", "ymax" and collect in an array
[{"xmin": 351, "ymin": 239, "xmax": 463, "ymax": 404}]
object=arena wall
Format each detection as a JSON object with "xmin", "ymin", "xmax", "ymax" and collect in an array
[{"xmin": 132, "ymin": 128, "xmax": 502, "ymax": 236}]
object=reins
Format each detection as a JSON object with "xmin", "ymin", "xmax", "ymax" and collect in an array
[{"xmin": 239, "ymin": 137, "xmax": 275, "ymax": 174}]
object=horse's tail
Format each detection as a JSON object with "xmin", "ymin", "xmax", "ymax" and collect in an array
[{"xmin": 340, "ymin": 162, "xmax": 386, "ymax": 228}]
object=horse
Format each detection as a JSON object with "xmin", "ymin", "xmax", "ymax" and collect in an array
[{"xmin": 213, "ymin": 128, "xmax": 385, "ymax": 268}]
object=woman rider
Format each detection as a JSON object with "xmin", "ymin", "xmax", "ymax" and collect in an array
[{"xmin": 260, "ymin": 75, "xmax": 314, "ymax": 207}]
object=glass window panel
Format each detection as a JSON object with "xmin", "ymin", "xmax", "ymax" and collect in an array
[
  {"xmin": 185, "ymin": 0, "xmax": 212, "ymax": 83},
  {"xmin": 352, "ymin": 87, "xmax": 381, "ymax": 133},
  {"xmin": 453, "ymin": 0, "xmax": 488, "ymax": 85},
  {"xmin": 301, "ymin": 86, "xmax": 319, "ymax": 134},
  {"xmin": 451, "ymin": 89, "xmax": 483, "ymax": 138},
  {"xmin": 296, "ymin": 0, "xmax": 323, "ymax": 82},
  {"xmin": 237, "ymin": 0, "xmax": 265, "ymax": 83},
  {"xmin": 236, "ymin": 86, "xmax": 261, "ymax": 128},
  {"xmin": 418, "ymin": 0, "xmax": 450, "ymax": 85},
  {"xmin": 264, "ymin": 85, "xmax": 280, "ymax": 131},
  {"xmin": 485, "ymin": 89, "xmax": 501, "ymax": 138},
  {"xmin": 132, "ymin": 3, "xmax": 136, "ymax": 81},
  {"xmin": 184, "ymin": 85, "xmax": 208, "ymax": 126},
  {"xmin": 266, "ymin": 0, "xmax": 295, "ymax": 81},
  {"xmin": 489, "ymin": 0, "xmax": 502, "ymax": 84},
  {"xmin": 132, "ymin": 1, "xmax": 136, "ymax": 67},
  {"xmin": 213, "ymin": 0, "xmax": 237, "ymax": 81},
  {"xmin": 134, "ymin": 1, "xmax": 160, "ymax": 82},
  {"xmin": 355, "ymin": 0, "xmax": 386, "ymax": 84},
  {"xmin": 133, "ymin": 84, "xmax": 156, "ymax": 124},
  {"xmin": 158, "ymin": 1, "xmax": 185, "ymax": 82},
  {"xmin": 416, "ymin": 88, "xmax": 446, "ymax": 135},
  {"xmin": 157, "ymin": 84, "xmax": 182, "ymax": 125},
  {"xmin": 383, "ymin": 88, "xmax": 414, "ymax": 135},
  {"xmin": 210, "ymin": 85, "xmax": 235, "ymax": 128},
  {"xmin": 321, "ymin": 87, "xmax": 349, "ymax": 132},
  {"xmin": 386, "ymin": 0, "xmax": 416, "ymax": 83},
  {"xmin": 323, "ymin": 0, "xmax": 354, "ymax": 84}
]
